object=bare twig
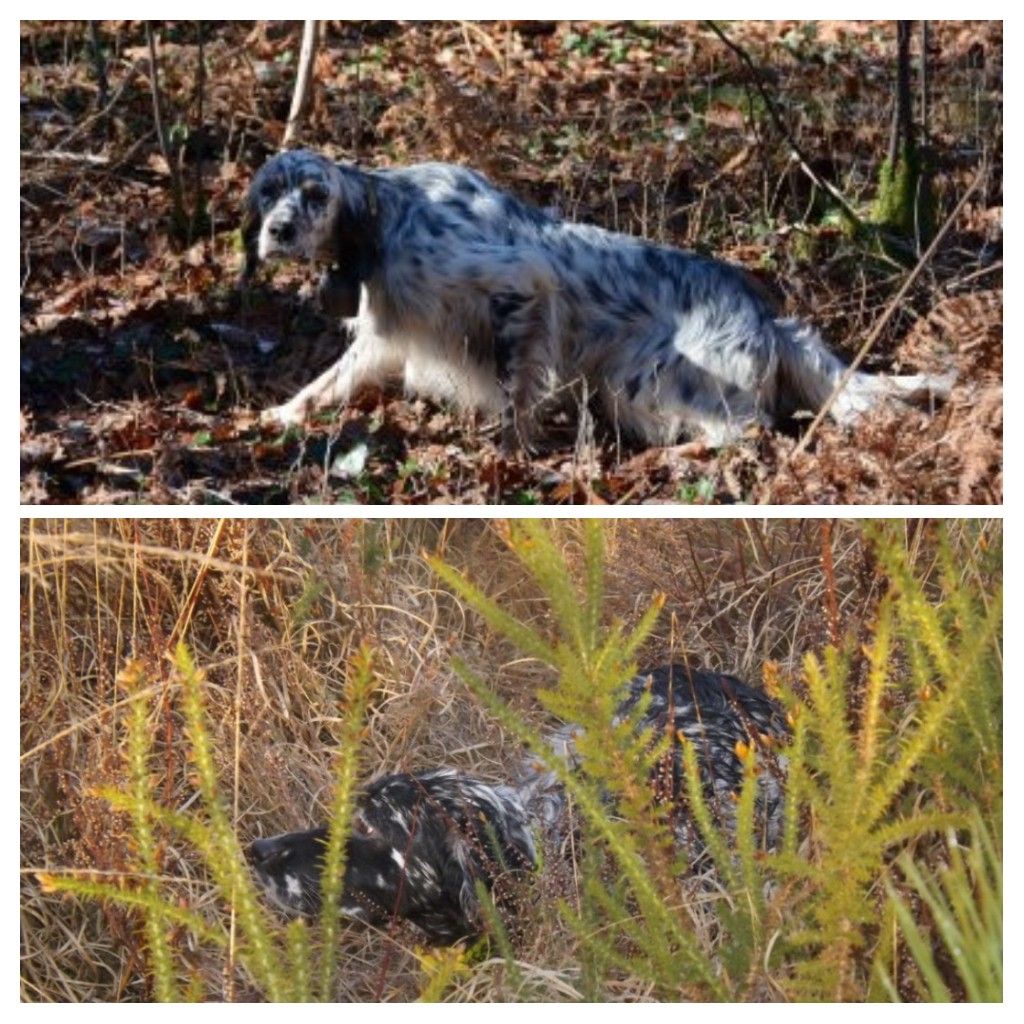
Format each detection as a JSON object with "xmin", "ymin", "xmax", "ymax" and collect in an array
[
  {"xmin": 87, "ymin": 21, "xmax": 108, "ymax": 108},
  {"xmin": 789, "ymin": 166, "xmax": 985, "ymax": 459},
  {"xmin": 956, "ymin": 260, "xmax": 1002, "ymax": 287},
  {"xmin": 282, "ymin": 20, "xmax": 320, "ymax": 148},
  {"xmin": 56, "ymin": 58, "xmax": 148, "ymax": 152},
  {"xmin": 166, "ymin": 519, "xmax": 229, "ymax": 652},
  {"xmin": 144, "ymin": 22, "xmax": 188, "ymax": 236},
  {"xmin": 819, "ymin": 521, "xmax": 840, "ymax": 647},
  {"xmin": 20, "ymin": 149, "xmax": 109, "ymax": 166}
]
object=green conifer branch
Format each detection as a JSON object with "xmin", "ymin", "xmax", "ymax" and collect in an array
[
  {"xmin": 425, "ymin": 554, "xmax": 559, "ymax": 665},
  {"xmin": 582, "ymin": 520, "xmax": 605, "ymax": 652},
  {"xmin": 318, "ymin": 645, "xmax": 376, "ymax": 1000},
  {"xmin": 286, "ymin": 919, "xmax": 313, "ymax": 1002},
  {"xmin": 503, "ymin": 521, "xmax": 591, "ymax": 652},
  {"xmin": 857, "ymin": 595, "xmax": 894, "ymax": 790},
  {"xmin": 175, "ymin": 644, "xmax": 288, "ymax": 1001},
  {"xmin": 37, "ymin": 872, "xmax": 228, "ymax": 949},
  {"xmin": 123, "ymin": 662, "xmax": 180, "ymax": 1002},
  {"xmin": 453, "ymin": 657, "xmax": 726, "ymax": 998}
]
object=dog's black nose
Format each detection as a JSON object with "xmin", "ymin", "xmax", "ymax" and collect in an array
[{"xmin": 268, "ymin": 221, "xmax": 295, "ymax": 245}]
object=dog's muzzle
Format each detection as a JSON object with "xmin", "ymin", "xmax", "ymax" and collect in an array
[
  {"xmin": 258, "ymin": 218, "xmax": 299, "ymax": 259},
  {"xmin": 247, "ymin": 836, "xmax": 282, "ymax": 866},
  {"xmin": 266, "ymin": 220, "xmax": 295, "ymax": 247}
]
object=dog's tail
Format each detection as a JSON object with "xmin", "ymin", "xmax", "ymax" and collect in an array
[{"xmin": 774, "ymin": 318, "xmax": 953, "ymax": 425}]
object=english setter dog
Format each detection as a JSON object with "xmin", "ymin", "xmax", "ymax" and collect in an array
[
  {"xmin": 248, "ymin": 769, "xmax": 536, "ymax": 944},
  {"xmin": 518, "ymin": 662, "xmax": 788, "ymax": 854},
  {"xmin": 242, "ymin": 149, "xmax": 950, "ymax": 449},
  {"xmin": 248, "ymin": 664, "xmax": 786, "ymax": 944}
]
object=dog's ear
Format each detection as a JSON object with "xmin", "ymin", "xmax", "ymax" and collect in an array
[
  {"xmin": 239, "ymin": 195, "xmax": 262, "ymax": 284},
  {"xmin": 316, "ymin": 265, "xmax": 362, "ymax": 318},
  {"xmin": 237, "ymin": 181, "xmax": 266, "ymax": 284},
  {"xmin": 322, "ymin": 174, "xmax": 380, "ymax": 314}
]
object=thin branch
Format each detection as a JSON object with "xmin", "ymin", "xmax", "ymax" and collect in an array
[
  {"xmin": 703, "ymin": 20, "xmax": 863, "ymax": 230},
  {"xmin": 282, "ymin": 20, "xmax": 320, "ymax": 148},
  {"xmin": 88, "ymin": 21, "xmax": 108, "ymax": 108},
  {"xmin": 56, "ymin": 58, "xmax": 148, "ymax": 152},
  {"xmin": 144, "ymin": 22, "xmax": 187, "ymax": 234},
  {"xmin": 21, "ymin": 149, "xmax": 109, "ymax": 166}
]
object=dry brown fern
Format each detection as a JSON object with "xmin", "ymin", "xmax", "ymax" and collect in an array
[{"xmin": 899, "ymin": 289, "xmax": 1003, "ymax": 379}]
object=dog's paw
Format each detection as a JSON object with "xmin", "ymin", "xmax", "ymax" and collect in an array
[
  {"xmin": 260, "ymin": 401, "xmax": 308, "ymax": 430},
  {"xmin": 500, "ymin": 409, "xmax": 538, "ymax": 457}
]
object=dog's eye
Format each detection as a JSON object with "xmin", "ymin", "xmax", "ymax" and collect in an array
[
  {"xmin": 302, "ymin": 182, "xmax": 329, "ymax": 207},
  {"xmin": 266, "ymin": 848, "xmax": 292, "ymax": 869},
  {"xmin": 260, "ymin": 181, "xmax": 282, "ymax": 203}
]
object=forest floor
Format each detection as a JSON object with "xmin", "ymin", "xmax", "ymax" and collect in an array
[{"xmin": 20, "ymin": 21, "xmax": 1002, "ymax": 503}]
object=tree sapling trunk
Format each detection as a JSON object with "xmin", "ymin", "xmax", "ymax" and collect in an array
[{"xmin": 873, "ymin": 20, "xmax": 937, "ymax": 252}]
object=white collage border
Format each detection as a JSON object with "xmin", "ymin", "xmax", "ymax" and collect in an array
[{"xmin": 11, "ymin": 4, "xmax": 1015, "ymax": 1018}]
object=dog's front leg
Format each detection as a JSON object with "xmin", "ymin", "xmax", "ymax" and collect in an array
[{"xmin": 260, "ymin": 329, "xmax": 403, "ymax": 428}]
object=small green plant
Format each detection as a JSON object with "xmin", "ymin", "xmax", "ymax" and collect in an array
[
  {"xmin": 289, "ymin": 572, "xmax": 327, "ymax": 630},
  {"xmin": 511, "ymin": 489, "xmax": 540, "ymax": 505},
  {"xmin": 877, "ymin": 813, "xmax": 1001, "ymax": 1002},
  {"xmin": 677, "ymin": 477, "xmax": 716, "ymax": 503},
  {"xmin": 39, "ymin": 643, "xmax": 377, "ymax": 1002}
]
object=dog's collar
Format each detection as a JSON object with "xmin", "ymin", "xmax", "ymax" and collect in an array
[
  {"xmin": 365, "ymin": 176, "xmax": 379, "ymax": 222},
  {"xmin": 320, "ymin": 172, "xmax": 381, "ymax": 315},
  {"xmin": 328, "ymin": 174, "xmax": 380, "ymax": 278}
]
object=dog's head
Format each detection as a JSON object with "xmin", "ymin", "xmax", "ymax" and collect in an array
[
  {"xmin": 247, "ymin": 826, "xmax": 329, "ymax": 916},
  {"xmin": 248, "ymin": 825, "xmax": 418, "ymax": 923},
  {"xmin": 240, "ymin": 150, "xmax": 379, "ymax": 315},
  {"xmin": 241, "ymin": 151, "xmax": 343, "ymax": 273}
]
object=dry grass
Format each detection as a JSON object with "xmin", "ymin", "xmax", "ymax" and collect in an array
[{"xmin": 20, "ymin": 517, "xmax": 999, "ymax": 1001}]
